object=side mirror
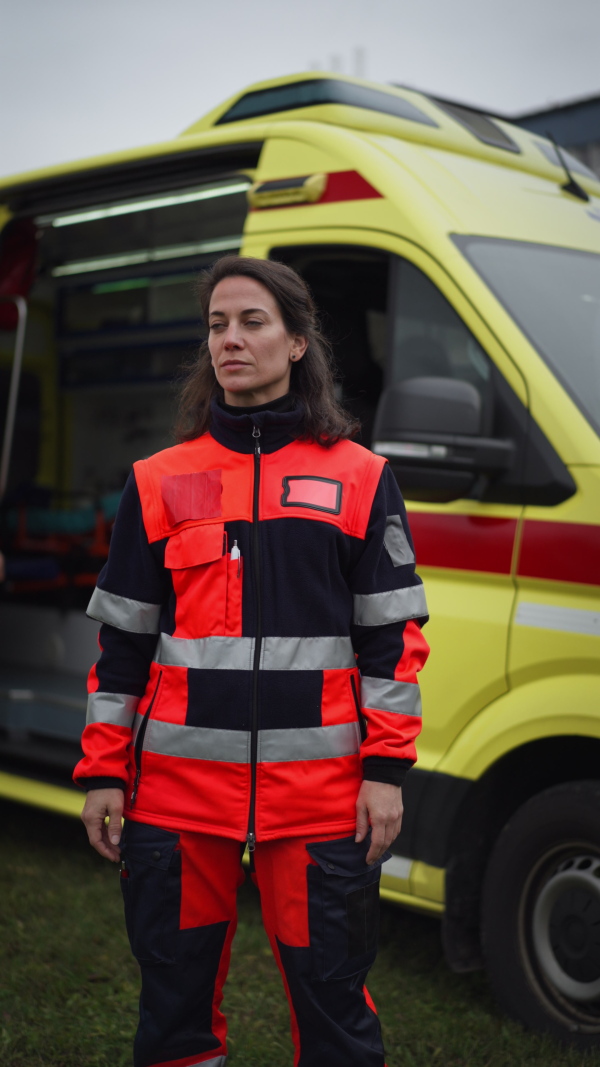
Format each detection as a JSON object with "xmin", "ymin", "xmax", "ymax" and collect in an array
[{"xmin": 372, "ymin": 377, "xmax": 515, "ymax": 502}]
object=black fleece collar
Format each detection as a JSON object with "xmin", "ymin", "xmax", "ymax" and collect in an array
[{"xmin": 209, "ymin": 395, "xmax": 305, "ymax": 454}]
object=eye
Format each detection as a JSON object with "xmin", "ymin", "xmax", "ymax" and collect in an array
[
  {"xmin": 245, "ymin": 318, "xmax": 263, "ymax": 327},
  {"xmin": 209, "ymin": 322, "xmax": 225, "ymax": 331}
]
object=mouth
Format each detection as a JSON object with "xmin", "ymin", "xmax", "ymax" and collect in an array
[{"xmin": 221, "ymin": 359, "xmax": 250, "ymax": 369}]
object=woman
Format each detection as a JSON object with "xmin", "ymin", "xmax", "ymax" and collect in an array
[{"xmin": 77, "ymin": 255, "xmax": 429, "ymax": 1067}]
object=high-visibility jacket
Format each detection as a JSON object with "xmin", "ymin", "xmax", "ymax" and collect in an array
[{"xmin": 74, "ymin": 399, "xmax": 429, "ymax": 844}]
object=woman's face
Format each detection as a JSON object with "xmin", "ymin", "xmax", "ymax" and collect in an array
[{"xmin": 208, "ymin": 275, "xmax": 307, "ymax": 407}]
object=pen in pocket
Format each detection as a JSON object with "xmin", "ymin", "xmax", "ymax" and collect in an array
[{"xmin": 230, "ymin": 539, "xmax": 241, "ymax": 577}]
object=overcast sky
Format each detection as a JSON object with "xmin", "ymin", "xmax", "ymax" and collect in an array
[{"xmin": 1, "ymin": 0, "xmax": 599, "ymax": 178}]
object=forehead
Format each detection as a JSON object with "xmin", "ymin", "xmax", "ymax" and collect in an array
[{"xmin": 209, "ymin": 275, "xmax": 278, "ymax": 314}]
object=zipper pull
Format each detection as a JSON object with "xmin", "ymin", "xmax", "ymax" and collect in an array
[
  {"xmin": 130, "ymin": 768, "xmax": 141, "ymax": 807},
  {"xmin": 252, "ymin": 425, "xmax": 261, "ymax": 455},
  {"xmin": 246, "ymin": 831, "xmax": 256, "ymax": 852}
]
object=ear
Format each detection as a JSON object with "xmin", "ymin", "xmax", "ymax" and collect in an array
[{"xmin": 289, "ymin": 334, "xmax": 308, "ymax": 362}]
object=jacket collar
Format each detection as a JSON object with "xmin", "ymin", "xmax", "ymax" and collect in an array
[{"xmin": 209, "ymin": 396, "xmax": 305, "ymax": 454}]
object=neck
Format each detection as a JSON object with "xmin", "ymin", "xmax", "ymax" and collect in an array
[
  {"xmin": 219, "ymin": 392, "xmax": 294, "ymax": 415},
  {"xmin": 222, "ymin": 381, "xmax": 292, "ymax": 408}
]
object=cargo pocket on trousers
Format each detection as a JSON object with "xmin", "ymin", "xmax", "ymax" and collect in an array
[
  {"xmin": 306, "ymin": 835, "xmax": 391, "ymax": 981},
  {"xmin": 119, "ymin": 821, "xmax": 181, "ymax": 965}
]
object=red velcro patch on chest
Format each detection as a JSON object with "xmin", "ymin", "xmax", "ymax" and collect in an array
[
  {"xmin": 161, "ymin": 470, "xmax": 222, "ymax": 525},
  {"xmin": 281, "ymin": 476, "xmax": 342, "ymax": 515}
]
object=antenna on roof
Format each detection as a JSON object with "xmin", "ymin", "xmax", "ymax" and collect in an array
[{"xmin": 546, "ymin": 130, "xmax": 590, "ymax": 202}]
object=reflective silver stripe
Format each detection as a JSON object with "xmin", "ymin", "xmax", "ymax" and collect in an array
[
  {"xmin": 141, "ymin": 719, "xmax": 360, "ymax": 763},
  {"xmin": 132, "ymin": 712, "xmax": 143, "ymax": 742},
  {"xmin": 144, "ymin": 719, "xmax": 250, "ymax": 762},
  {"xmin": 384, "ymin": 515, "xmax": 415, "ymax": 567},
  {"xmin": 361, "ymin": 676, "xmax": 422, "ymax": 717},
  {"xmin": 86, "ymin": 691, "xmax": 139, "ymax": 727},
  {"xmin": 261, "ymin": 636, "xmax": 355, "ymax": 670},
  {"xmin": 353, "ymin": 585, "xmax": 428, "ymax": 626},
  {"xmin": 258, "ymin": 722, "xmax": 361, "ymax": 762},
  {"xmin": 515, "ymin": 602, "xmax": 600, "ymax": 637},
  {"xmin": 87, "ymin": 586, "xmax": 161, "ymax": 634},
  {"xmin": 154, "ymin": 634, "xmax": 254, "ymax": 670},
  {"xmin": 154, "ymin": 634, "xmax": 355, "ymax": 671}
]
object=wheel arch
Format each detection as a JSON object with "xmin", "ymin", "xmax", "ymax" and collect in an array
[{"xmin": 442, "ymin": 733, "xmax": 600, "ymax": 973}]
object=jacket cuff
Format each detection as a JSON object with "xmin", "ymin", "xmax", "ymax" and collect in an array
[
  {"xmin": 75, "ymin": 776, "xmax": 127, "ymax": 792},
  {"xmin": 362, "ymin": 756, "xmax": 414, "ymax": 787}
]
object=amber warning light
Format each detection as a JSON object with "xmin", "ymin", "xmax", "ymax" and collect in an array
[
  {"xmin": 247, "ymin": 174, "xmax": 327, "ymax": 209},
  {"xmin": 247, "ymin": 170, "xmax": 382, "ymax": 210}
]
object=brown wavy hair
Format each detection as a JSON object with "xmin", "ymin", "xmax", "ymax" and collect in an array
[{"xmin": 175, "ymin": 255, "xmax": 359, "ymax": 446}]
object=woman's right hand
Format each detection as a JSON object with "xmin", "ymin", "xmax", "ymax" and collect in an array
[{"xmin": 81, "ymin": 787, "xmax": 125, "ymax": 862}]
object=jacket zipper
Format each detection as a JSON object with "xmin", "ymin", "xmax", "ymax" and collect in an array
[
  {"xmin": 129, "ymin": 669, "xmax": 163, "ymax": 807},
  {"xmin": 247, "ymin": 424, "xmax": 262, "ymax": 852},
  {"xmin": 350, "ymin": 673, "xmax": 368, "ymax": 743}
]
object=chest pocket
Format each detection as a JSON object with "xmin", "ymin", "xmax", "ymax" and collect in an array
[{"xmin": 165, "ymin": 522, "xmax": 243, "ymax": 638}]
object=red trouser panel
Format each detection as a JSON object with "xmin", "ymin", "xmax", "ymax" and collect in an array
[{"xmin": 120, "ymin": 821, "xmax": 386, "ymax": 1067}]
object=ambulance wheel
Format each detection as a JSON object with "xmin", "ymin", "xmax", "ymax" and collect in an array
[{"xmin": 481, "ymin": 781, "xmax": 600, "ymax": 1047}]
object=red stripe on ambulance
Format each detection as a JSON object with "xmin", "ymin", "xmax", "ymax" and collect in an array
[
  {"xmin": 518, "ymin": 520, "xmax": 600, "ymax": 586},
  {"xmin": 409, "ymin": 513, "xmax": 517, "ymax": 574}
]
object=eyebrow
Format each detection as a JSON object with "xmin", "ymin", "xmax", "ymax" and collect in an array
[{"xmin": 208, "ymin": 307, "xmax": 269, "ymax": 318}]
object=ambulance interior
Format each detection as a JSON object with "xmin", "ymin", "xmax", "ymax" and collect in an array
[{"xmin": 0, "ymin": 177, "xmax": 249, "ymax": 606}]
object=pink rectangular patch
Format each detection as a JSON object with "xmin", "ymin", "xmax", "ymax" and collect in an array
[
  {"xmin": 161, "ymin": 470, "xmax": 222, "ymax": 525},
  {"xmin": 281, "ymin": 476, "xmax": 342, "ymax": 515}
]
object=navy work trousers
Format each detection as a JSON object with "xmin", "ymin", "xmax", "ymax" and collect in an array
[{"xmin": 119, "ymin": 819, "xmax": 388, "ymax": 1067}]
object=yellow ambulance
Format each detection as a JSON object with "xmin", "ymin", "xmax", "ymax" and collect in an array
[{"xmin": 1, "ymin": 72, "xmax": 599, "ymax": 1044}]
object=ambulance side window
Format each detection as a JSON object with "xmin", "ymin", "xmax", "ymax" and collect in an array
[{"xmin": 388, "ymin": 257, "xmax": 495, "ymax": 435}]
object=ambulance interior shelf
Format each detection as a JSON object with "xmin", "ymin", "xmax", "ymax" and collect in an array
[{"xmin": 0, "ymin": 489, "xmax": 121, "ymax": 597}]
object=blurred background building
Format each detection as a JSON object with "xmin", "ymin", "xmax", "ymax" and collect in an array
[{"xmin": 513, "ymin": 92, "xmax": 600, "ymax": 176}]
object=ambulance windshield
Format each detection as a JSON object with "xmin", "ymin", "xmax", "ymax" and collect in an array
[{"xmin": 455, "ymin": 236, "xmax": 600, "ymax": 437}]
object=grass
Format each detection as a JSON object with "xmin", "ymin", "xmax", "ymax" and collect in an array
[{"xmin": 1, "ymin": 798, "xmax": 599, "ymax": 1066}]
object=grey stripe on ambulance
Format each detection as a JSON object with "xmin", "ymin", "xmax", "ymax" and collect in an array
[
  {"xmin": 360, "ymin": 677, "xmax": 422, "ymax": 717},
  {"xmin": 87, "ymin": 586, "xmax": 161, "ymax": 634},
  {"xmin": 86, "ymin": 691, "xmax": 139, "ymax": 727},
  {"xmin": 384, "ymin": 515, "xmax": 415, "ymax": 567},
  {"xmin": 154, "ymin": 634, "xmax": 355, "ymax": 671},
  {"xmin": 142, "ymin": 719, "xmax": 361, "ymax": 763},
  {"xmin": 353, "ymin": 584, "xmax": 428, "ymax": 627}
]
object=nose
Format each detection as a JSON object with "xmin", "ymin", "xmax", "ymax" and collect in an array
[{"xmin": 223, "ymin": 321, "xmax": 243, "ymax": 349}]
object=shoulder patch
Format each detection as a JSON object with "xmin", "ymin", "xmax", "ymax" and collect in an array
[
  {"xmin": 161, "ymin": 470, "xmax": 222, "ymax": 525},
  {"xmin": 281, "ymin": 476, "xmax": 342, "ymax": 515},
  {"xmin": 384, "ymin": 515, "xmax": 415, "ymax": 567}
]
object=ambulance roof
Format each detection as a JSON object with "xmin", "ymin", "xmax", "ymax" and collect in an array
[{"xmin": 1, "ymin": 72, "xmax": 599, "ymax": 253}]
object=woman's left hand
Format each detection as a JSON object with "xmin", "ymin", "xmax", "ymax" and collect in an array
[{"xmin": 355, "ymin": 781, "xmax": 404, "ymax": 864}]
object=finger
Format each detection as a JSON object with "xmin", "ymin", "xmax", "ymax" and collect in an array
[
  {"xmin": 91, "ymin": 821, "xmax": 120, "ymax": 861},
  {"xmin": 83, "ymin": 807, "xmax": 120, "ymax": 862},
  {"xmin": 107, "ymin": 805, "xmax": 123, "ymax": 847},
  {"xmin": 366, "ymin": 822, "xmax": 386, "ymax": 864},
  {"xmin": 100, "ymin": 822, "xmax": 122, "ymax": 863},
  {"xmin": 355, "ymin": 802, "xmax": 369, "ymax": 843}
]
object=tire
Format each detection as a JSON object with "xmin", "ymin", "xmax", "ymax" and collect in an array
[{"xmin": 481, "ymin": 780, "xmax": 600, "ymax": 1048}]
